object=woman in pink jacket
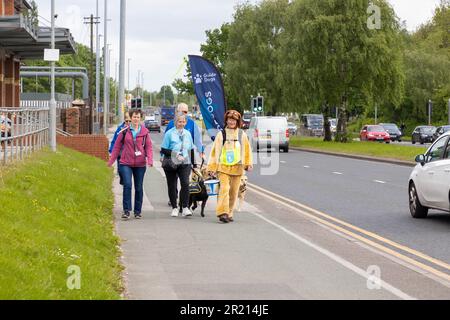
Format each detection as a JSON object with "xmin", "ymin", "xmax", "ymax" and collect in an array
[{"xmin": 108, "ymin": 109, "xmax": 153, "ymax": 220}]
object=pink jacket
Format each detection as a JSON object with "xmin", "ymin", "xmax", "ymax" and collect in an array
[{"xmin": 108, "ymin": 126, "xmax": 153, "ymax": 168}]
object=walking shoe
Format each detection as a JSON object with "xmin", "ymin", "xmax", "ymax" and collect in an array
[
  {"xmin": 227, "ymin": 217, "xmax": 234, "ymax": 223},
  {"xmin": 171, "ymin": 209, "xmax": 179, "ymax": 217},
  {"xmin": 219, "ymin": 214, "xmax": 229, "ymax": 224},
  {"xmin": 134, "ymin": 213, "xmax": 142, "ymax": 219},
  {"xmin": 182, "ymin": 208, "xmax": 193, "ymax": 217},
  {"xmin": 122, "ymin": 211, "xmax": 130, "ymax": 220}
]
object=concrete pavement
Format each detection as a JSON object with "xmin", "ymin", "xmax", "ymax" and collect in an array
[{"xmin": 110, "ymin": 129, "xmax": 450, "ymax": 300}]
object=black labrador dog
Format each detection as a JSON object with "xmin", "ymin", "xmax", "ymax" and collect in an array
[{"xmin": 179, "ymin": 167, "xmax": 210, "ymax": 217}]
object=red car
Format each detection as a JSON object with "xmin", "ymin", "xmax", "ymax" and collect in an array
[{"xmin": 360, "ymin": 125, "xmax": 391, "ymax": 143}]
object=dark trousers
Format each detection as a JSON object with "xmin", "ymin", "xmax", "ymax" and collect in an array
[
  {"xmin": 121, "ymin": 166, "xmax": 147, "ymax": 214},
  {"xmin": 164, "ymin": 164, "xmax": 191, "ymax": 209}
]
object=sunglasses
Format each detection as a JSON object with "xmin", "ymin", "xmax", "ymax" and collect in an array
[{"xmin": 125, "ymin": 120, "xmax": 131, "ymax": 123}]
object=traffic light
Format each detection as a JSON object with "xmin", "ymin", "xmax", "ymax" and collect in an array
[
  {"xmin": 257, "ymin": 96, "xmax": 264, "ymax": 112},
  {"xmin": 137, "ymin": 98, "xmax": 142, "ymax": 109},
  {"xmin": 252, "ymin": 98, "xmax": 258, "ymax": 112},
  {"xmin": 131, "ymin": 98, "xmax": 136, "ymax": 109}
]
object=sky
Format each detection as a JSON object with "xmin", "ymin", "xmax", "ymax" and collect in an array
[{"xmin": 33, "ymin": 0, "xmax": 443, "ymax": 93}]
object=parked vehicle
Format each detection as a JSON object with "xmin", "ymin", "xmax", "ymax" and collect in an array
[
  {"xmin": 411, "ymin": 126, "xmax": 436, "ymax": 145},
  {"xmin": 145, "ymin": 119, "xmax": 161, "ymax": 133},
  {"xmin": 408, "ymin": 132, "xmax": 450, "ymax": 218},
  {"xmin": 300, "ymin": 114, "xmax": 324, "ymax": 137},
  {"xmin": 360, "ymin": 125, "xmax": 391, "ymax": 143},
  {"xmin": 287, "ymin": 122, "xmax": 298, "ymax": 136},
  {"xmin": 248, "ymin": 116, "xmax": 290, "ymax": 153},
  {"xmin": 160, "ymin": 106, "xmax": 175, "ymax": 126},
  {"xmin": 242, "ymin": 112, "xmax": 255, "ymax": 130},
  {"xmin": 379, "ymin": 123, "xmax": 403, "ymax": 142},
  {"xmin": 432, "ymin": 125, "xmax": 450, "ymax": 142}
]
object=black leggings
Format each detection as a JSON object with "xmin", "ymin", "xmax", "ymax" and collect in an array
[{"xmin": 164, "ymin": 164, "xmax": 191, "ymax": 209}]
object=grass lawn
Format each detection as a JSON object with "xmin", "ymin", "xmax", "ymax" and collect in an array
[
  {"xmin": 290, "ymin": 137, "xmax": 427, "ymax": 162},
  {"xmin": 0, "ymin": 146, "xmax": 122, "ymax": 300}
]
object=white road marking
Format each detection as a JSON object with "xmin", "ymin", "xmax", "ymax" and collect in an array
[
  {"xmin": 374, "ymin": 180, "xmax": 387, "ymax": 184},
  {"xmin": 281, "ymin": 161, "xmax": 287, "ymax": 164},
  {"xmin": 251, "ymin": 211, "xmax": 415, "ymax": 300},
  {"xmin": 304, "ymin": 166, "xmax": 310, "ymax": 169},
  {"xmin": 333, "ymin": 172, "xmax": 343, "ymax": 175}
]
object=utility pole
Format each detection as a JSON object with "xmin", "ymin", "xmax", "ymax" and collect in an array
[
  {"xmin": 136, "ymin": 70, "xmax": 139, "ymax": 97},
  {"xmin": 118, "ymin": 0, "xmax": 126, "ymax": 123},
  {"xmin": 127, "ymin": 58, "xmax": 131, "ymax": 92},
  {"xmin": 428, "ymin": 99, "xmax": 432, "ymax": 126},
  {"xmin": 448, "ymin": 98, "xmax": 450, "ymax": 125},
  {"xmin": 163, "ymin": 86, "xmax": 166, "ymax": 106},
  {"xmin": 84, "ymin": 14, "xmax": 100, "ymax": 134},
  {"xmin": 95, "ymin": 0, "xmax": 100, "ymax": 131},
  {"xmin": 375, "ymin": 104, "xmax": 378, "ymax": 125},
  {"xmin": 50, "ymin": 0, "xmax": 56, "ymax": 152},
  {"xmin": 141, "ymin": 72, "xmax": 144, "ymax": 106},
  {"xmin": 114, "ymin": 61, "xmax": 118, "ymax": 115}
]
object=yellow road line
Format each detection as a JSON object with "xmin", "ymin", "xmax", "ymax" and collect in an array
[{"xmin": 249, "ymin": 183, "xmax": 450, "ymax": 283}]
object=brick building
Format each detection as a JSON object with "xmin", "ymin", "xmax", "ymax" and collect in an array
[{"xmin": 0, "ymin": 0, "xmax": 75, "ymax": 109}]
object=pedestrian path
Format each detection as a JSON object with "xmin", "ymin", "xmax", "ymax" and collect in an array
[{"xmin": 110, "ymin": 126, "xmax": 450, "ymax": 300}]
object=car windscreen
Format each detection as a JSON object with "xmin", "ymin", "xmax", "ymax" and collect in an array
[
  {"xmin": 383, "ymin": 125, "xmax": 398, "ymax": 131},
  {"xmin": 258, "ymin": 119, "xmax": 287, "ymax": 130},
  {"xmin": 308, "ymin": 117, "xmax": 323, "ymax": 126},
  {"xmin": 368, "ymin": 126, "xmax": 385, "ymax": 132},
  {"xmin": 421, "ymin": 127, "xmax": 435, "ymax": 134}
]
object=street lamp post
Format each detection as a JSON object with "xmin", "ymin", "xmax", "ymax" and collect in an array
[
  {"xmin": 103, "ymin": 0, "xmax": 108, "ymax": 134},
  {"xmin": 95, "ymin": 0, "xmax": 100, "ymax": 129},
  {"xmin": 118, "ymin": 0, "xmax": 126, "ymax": 123},
  {"xmin": 49, "ymin": 0, "xmax": 56, "ymax": 152}
]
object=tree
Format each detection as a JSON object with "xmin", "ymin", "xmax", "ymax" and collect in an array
[
  {"xmin": 158, "ymin": 85, "xmax": 174, "ymax": 106},
  {"xmin": 279, "ymin": 0, "xmax": 405, "ymax": 142},
  {"xmin": 226, "ymin": 0, "xmax": 289, "ymax": 115}
]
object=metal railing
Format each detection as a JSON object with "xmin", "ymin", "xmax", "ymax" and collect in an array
[{"xmin": 0, "ymin": 107, "xmax": 49, "ymax": 166}]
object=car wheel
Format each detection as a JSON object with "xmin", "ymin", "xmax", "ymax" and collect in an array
[
  {"xmin": 256, "ymin": 142, "xmax": 260, "ymax": 153},
  {"xmin": 409, "ymin": 182, "xmax": 428, "ymax": 219},
  {"xmin": 284, "ymin": 146, "xmax": 289, "ymax": 153},
  {"xmin": 420, "ymin": 140, "xmax": 424, "ymax": 145}
]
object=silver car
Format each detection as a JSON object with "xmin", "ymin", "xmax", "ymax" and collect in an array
[{"xmin": 248, "ymin": 117, "xmax": 290, "ymax": 153}]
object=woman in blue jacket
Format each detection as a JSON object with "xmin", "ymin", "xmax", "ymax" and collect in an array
[{"xmin": 161, "ymin": 113, "xmax": 195, "ymax": 218}]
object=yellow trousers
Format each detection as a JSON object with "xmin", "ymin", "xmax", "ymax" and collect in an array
[{"xmin": 217, "ymin": 173, "xmax": 242, "ymax": 218}]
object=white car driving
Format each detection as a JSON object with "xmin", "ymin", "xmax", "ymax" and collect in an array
[{"xmin": 409, "ymin": 131, "xmax": 450, "ymax": 218}]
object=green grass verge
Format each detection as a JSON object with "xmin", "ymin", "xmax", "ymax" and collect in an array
[
  {"xmin": 290, "ymin": 137, "xmax": 427, "ymax": 162},
  {"xmin": 0, "ymin": 146, "xmax": 122, "ymax": 300}
]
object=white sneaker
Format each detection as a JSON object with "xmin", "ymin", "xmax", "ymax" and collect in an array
[
  {"xmin": 182, "ymin": 208, "xmax": 193, "ymax": 217},
  {"xmin": 171, "ymin": 209, "xmax": 179, "ymax": 217}
]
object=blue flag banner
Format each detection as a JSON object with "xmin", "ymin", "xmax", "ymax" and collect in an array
[{"xmin": 188, "ymin": 55, "xmax": 226, "ymax": 141}]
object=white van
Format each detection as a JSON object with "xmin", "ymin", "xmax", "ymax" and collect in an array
[{"xmin": 247, "ymin": 116, "xmax": 289, "ymax": 153}]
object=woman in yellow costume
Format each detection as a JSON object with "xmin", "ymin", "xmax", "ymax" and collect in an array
[{"xmin": 207, "ymin": 110, "xmax": 253, "ymax": 224}]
